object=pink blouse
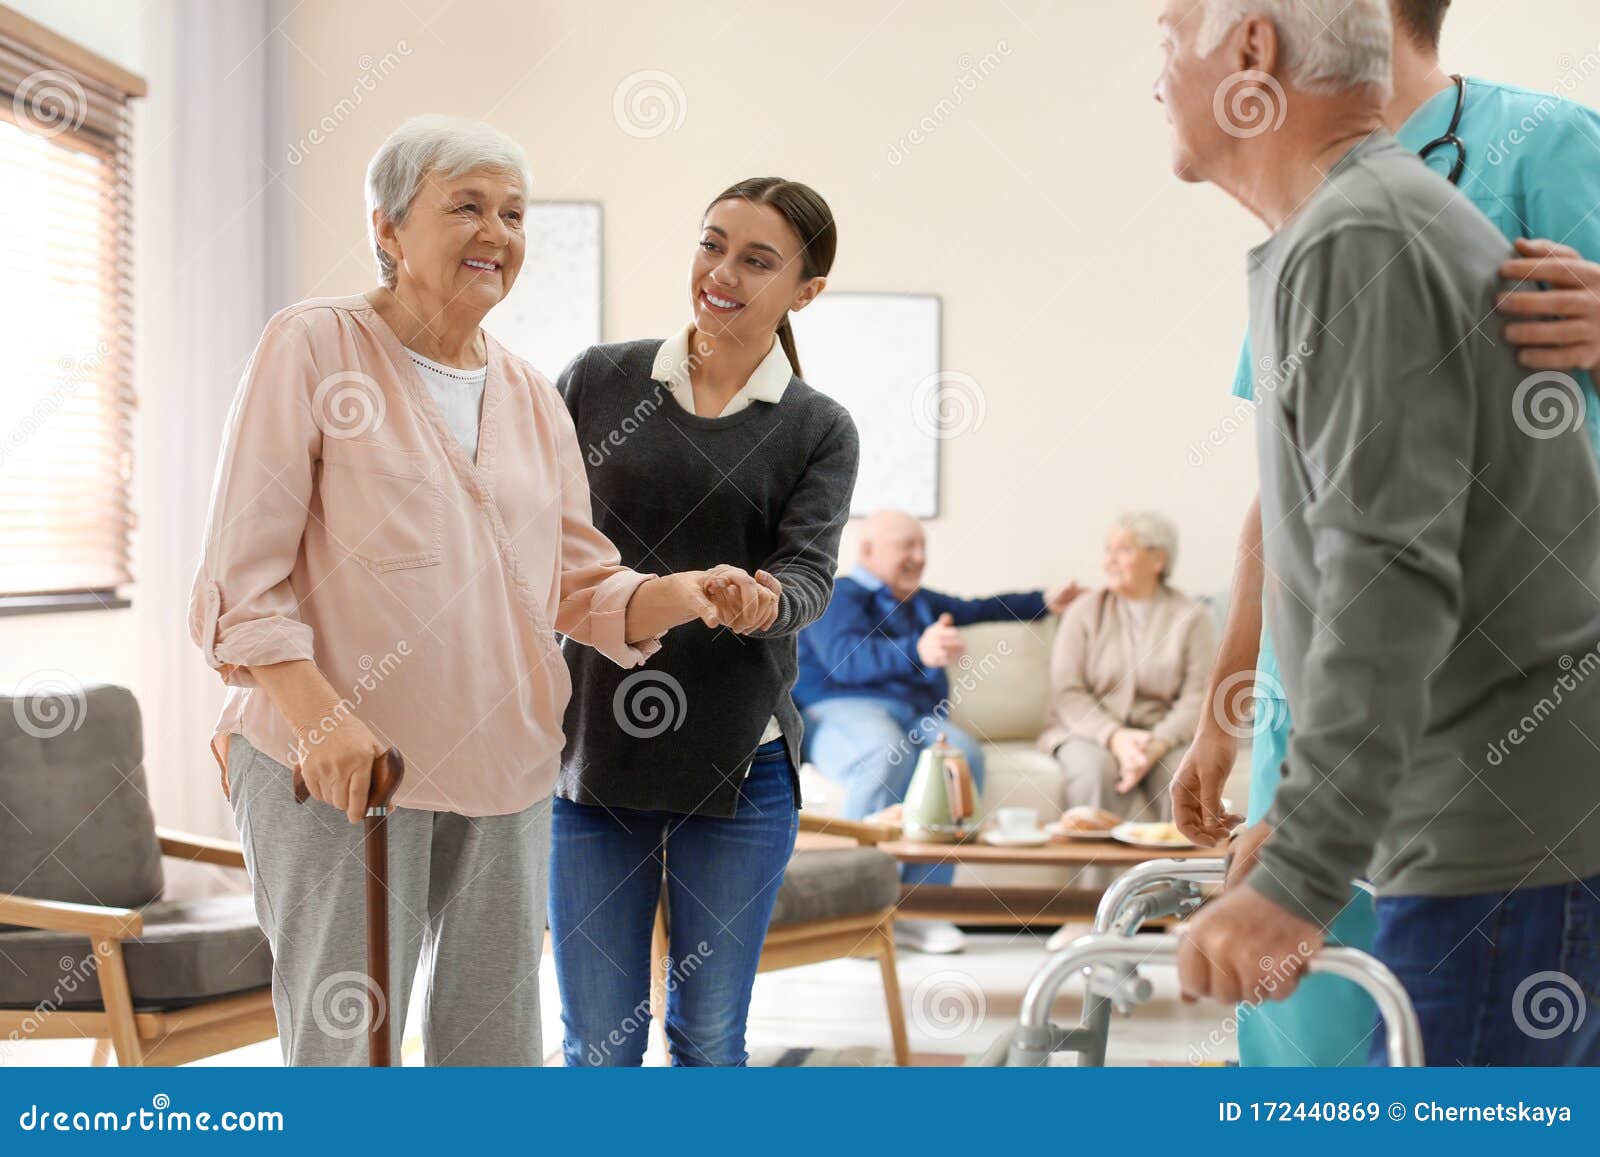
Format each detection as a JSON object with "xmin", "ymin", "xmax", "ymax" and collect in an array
[{"xmin": 188, "ymin": 294, "xmax": 660, "ymax": 816}]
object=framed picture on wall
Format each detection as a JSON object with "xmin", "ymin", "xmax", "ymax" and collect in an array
[
  {"xmin": 488, "ymin": 200, "xmax": 603, "ymax": 379},
  {"xmin": 787, "ymin": 291, "xmax": 942, "ymax": 518}
]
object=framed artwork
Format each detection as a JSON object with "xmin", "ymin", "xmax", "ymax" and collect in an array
[
  {"xmin": 489, "ymin": 200, "xmax": 603, "ymax": 380},
  {"xmin": 787, "ymin": 291, "xmax": 942, "ymax": 517}
]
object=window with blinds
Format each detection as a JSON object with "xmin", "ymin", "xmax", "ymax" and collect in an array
[{"xmin": 0, "ymin": 9, "xmax": 143, "ymax": 606}]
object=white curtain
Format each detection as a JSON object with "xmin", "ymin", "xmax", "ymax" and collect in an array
[{"xmin": 135, "ymin": 0, "xmax": 297, "ymax": 897}]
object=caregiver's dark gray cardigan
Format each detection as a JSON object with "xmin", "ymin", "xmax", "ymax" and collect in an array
[{"xmin": 555, "ymin": 339, "xmax": 859, "ymax": 817}]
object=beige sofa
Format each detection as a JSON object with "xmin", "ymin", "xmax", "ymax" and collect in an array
[
  {"xmin": 797, "ymin": 614, "xmax": 1075, "ymax": 888},
  {"xmin": 797, "ymin": 598, "xmax": 1241, "ymax": 890}
]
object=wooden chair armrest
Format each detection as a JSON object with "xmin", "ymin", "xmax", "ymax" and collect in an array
[
  {"xmin": 797, "ymin": 812, "xmax": 899, "ymax": 846},
  {"xmin": 0, "ymin": 892, "xmax": 143, "ymax": 938},
  {"xmin": 156, "ymin": 826, "xmax": 247, "ymax": 870}
]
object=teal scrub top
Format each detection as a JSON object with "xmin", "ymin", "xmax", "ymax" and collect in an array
[{"xmin": 1232, "ymin": 77, "xmax": 1600, "ymax": 703}]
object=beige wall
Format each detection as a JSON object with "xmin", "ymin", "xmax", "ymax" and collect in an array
[{"xmin": 280, "ymin": 0, "xmax": 1600, "ymax": 600}]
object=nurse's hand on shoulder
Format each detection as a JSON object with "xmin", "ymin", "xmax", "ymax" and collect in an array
[
  {"xmin": 1498, "ymin": 237, "xmax": 1600, "ymax": 374},
  {"xmin": 1176, "ymin": 883, "xmax": 1324, "ymax": 1008}
]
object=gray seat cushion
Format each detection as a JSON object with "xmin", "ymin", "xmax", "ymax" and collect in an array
[
  {"xmin": 0, "ymin": 893, "xmax": 271, "ymax": 1011},
  {"xmin": 0, "ymin": 683, "xmax": 163, "ymax": 916},
  {"xmin": 768, "ymin": 848, "xmax": 900, "ymax": 928}
]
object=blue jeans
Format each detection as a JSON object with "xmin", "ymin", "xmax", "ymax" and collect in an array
[
  {"xmin": 801, "ymin": 696, "xmax": 986, "ymax": 887},
  {"xmin": 1368, "ymin": 872, "xmax": 1600, "ymax": 1066},
  {"xmin": 548, "ymin": 738, "xmax": 798, "ymax": 1066}
]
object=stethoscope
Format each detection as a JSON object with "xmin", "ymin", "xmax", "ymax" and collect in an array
[{"xmin": 1417, "ymin": 74, "xmax": 1467, "ymax": 186}]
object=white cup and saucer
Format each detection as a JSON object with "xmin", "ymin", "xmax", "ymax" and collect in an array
[{"xmin": 981, "ymin": 806, "xmax": 1049, "ymax": 846}]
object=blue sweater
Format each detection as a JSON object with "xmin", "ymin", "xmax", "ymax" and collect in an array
[{"xmin": 794, "ymin": 569, "xmax": 1048, "ymax": 714}]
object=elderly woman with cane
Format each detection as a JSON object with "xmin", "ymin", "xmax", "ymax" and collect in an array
[{"xmin": 189, "ymin": 116, "xmax": 772, "ymax": 1066}]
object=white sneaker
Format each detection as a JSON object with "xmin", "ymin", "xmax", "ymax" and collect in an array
[{"xmin": 894, "ymin": 919, "xmax": 967, "ymax": 954}]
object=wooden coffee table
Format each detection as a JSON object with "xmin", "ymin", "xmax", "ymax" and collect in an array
[{"xmin": 876, "ymin": 835, "xmax": 1225, "ymax": 927}]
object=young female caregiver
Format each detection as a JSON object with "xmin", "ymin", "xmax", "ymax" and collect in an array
[{"xmin": 548, "ymin": 178, "xmax": 859, "ymax": 1066}]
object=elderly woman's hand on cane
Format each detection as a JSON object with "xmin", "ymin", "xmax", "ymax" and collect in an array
[{"xmin": 294, "ymin": 712, "xmax": 389, "ymax": 825}]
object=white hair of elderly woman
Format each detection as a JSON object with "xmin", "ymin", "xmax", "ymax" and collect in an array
[
  {"xmin": 1196, "ymin": 0, "xmax": 1393, "ymax": 98},
  {"xmin": 364, "ymin": 115, "xmax": 533, "ymax": 287},
  {"xmin": 1114, "ymin": 511, "xmax": 1180, "ymax": 582}
]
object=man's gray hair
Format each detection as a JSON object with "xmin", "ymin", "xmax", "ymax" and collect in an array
[
  {"xmin": 1115, "ymin": 511, "xmax": 1181, "ymax": 582},
  {"xmin": 1197, "ymin": 0, "xmax": 1393, "ymax": 98},
  {"xmin": 365, "ymin": 115, "xmax": 532, "ymax": 287}
]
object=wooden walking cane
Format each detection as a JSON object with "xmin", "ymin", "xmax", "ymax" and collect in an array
[{"xmin": 290, "ymin": 749, "xmax": 406, "ymax": 1066}]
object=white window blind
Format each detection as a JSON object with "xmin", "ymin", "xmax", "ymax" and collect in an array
[{"xmin": 0, "ymin": 13, "xmax": 140, "ymax": 600}]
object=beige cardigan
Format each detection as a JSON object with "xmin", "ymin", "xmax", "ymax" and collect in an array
[{"xmin": 1037, "ymin": 586, "xmax": 1217, "ymax": 755}]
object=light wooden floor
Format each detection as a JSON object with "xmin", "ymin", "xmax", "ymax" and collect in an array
[
  {"xmin": 8, "ymin": 754, "xmax": 1256, "ymax": 1067},
  {"xmin": 3, "ymin": 928, "xmax": 1241, "ymax": 1067}
]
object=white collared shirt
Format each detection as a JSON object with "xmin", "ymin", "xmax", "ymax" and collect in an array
[
  {"xmin": 653, "ymin": 324, "xmax": 790, "ymax": 746},
  {"xmin": 651, "ymin": 324, "xmax": 792, "ymax": 418}
]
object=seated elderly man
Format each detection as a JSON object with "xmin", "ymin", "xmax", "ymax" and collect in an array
[
  {"xmin": 795, "ymin": 509, "xmax": 1080, "ymax": 953},
  {"xmin": 1038, "ymin": 513, "xmax": 1215, "ymax": 825},
  {"xmin": 1157, "ymin": 0, "xmax": 1600, "ymax": 1064}
]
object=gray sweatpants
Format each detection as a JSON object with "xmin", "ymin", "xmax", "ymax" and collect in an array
[{"xmin": 226, "ymin": 733, "xmax": 550, "ymax": 1066}]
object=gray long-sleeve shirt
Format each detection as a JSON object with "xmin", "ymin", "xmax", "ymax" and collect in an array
[{"xmin": 1246, "ymin": 132, "xmax": 1600, "ymax": 925}]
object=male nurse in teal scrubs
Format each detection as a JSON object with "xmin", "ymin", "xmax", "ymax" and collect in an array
[{"xmin": 1171, "ymin": 0, "xmax": 1600, "ymax": 1067}]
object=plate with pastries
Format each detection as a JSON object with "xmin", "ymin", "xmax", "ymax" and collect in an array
[
  {"xmin": 1052, "ymin": 806, "xmax": 1124, "ymax": 841},
  {"xmin": 1110, "ymin": 821, "xmax": 1195, "ymax": 849}
]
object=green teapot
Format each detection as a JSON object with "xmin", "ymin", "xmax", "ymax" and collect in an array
[{"xmin": 903, "ymin": 733, "xmax": 979, "ymax": 842}]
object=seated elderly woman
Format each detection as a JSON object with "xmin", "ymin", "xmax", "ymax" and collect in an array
[
  {"xmin": 1037, "ymin": 513, "xmax": 1216, "ymax": 823},
  {"xmin": 188, "ymin": 116, "xmax": 772, "ymax": 1066}
]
